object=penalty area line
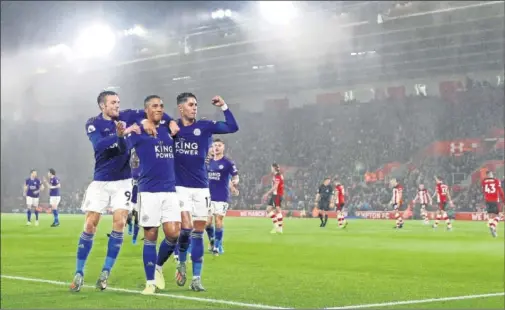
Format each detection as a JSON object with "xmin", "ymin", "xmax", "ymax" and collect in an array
[
  {"xmin": 325, "ymin": 292, "xmax": 505, "ymax": 309},
  {"xmin": 1, "ymin": 275, "xmax": 288, "ymax": 309}
]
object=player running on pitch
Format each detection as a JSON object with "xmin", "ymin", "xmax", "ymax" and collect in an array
[
  {"xmin": 482, "ymin": 171, "xmax": 504, "ymax": 237},
  {"xmin": 412, "ymin": 184, "xmax": 432, "ymax": 225},
  {"xmin": 263, "ymin": 163, "xmax": 285, "ymax": 234},
  {"xmin": 24, "ymin": 169, "xmax": 44, "ymax": 226},
  {"xmin": 334, "ymin": 178, "xmax": 347, "ymax": 228},
  {"xmin": 314, "ymin": 177, "xmax": 333, "ymax": 228},
  {"xmin": 389, "ymin": 178, "xmax": 404, "ymax": 229},
  {"xmin": 154, "ymin": 93, "xmax": 238, "ymax": 292},
  {"xmin": 123, "ymin": 95, "xmax": 181, "ymax": 295},
  {"xmin": 207, "ymin": 138, "xmax": 239, "ymax": 255},
  {"xmin": 70, "ymin": 90, "xmax": 178, "ymax": 292},
  {"xmin": 432, "ymin": 176, "xmax": 454, "ymax": 231}
]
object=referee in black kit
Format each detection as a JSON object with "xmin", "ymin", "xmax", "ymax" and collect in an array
[{"xmin": 314, "ymin": 177, "xmax": 334, "ymax": 227}]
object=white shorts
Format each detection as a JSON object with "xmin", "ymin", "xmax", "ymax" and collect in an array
[
  {"xmin": 49, "ymin": 196, "xmax": 61, "ymax": 207},
  {"xmin": 212, "ymin": 201, "xmax": 229, "ymax": 217},
  {"xmin": 81, "ymin": 179, "xmax": 133, "ymax": 214},
  {"xmin": 175, "ymin": 186, "xmax": 211, "ymax": 221},
  {"xmin": 26, "ymin": 197, "xmax": 39, "ymax": 207},
  {"xmin": 138, "ymin": 192, "xmax": 181, "ymax": 227}
]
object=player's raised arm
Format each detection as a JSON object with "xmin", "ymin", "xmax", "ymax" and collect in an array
[{"xmin": 207, "ymin": 96, "xmax": 239, "ymax": 134}]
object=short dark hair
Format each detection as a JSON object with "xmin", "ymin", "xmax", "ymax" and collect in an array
[
  {"xmin": 97, "ymin": 90, "xmax": 118, "ymax": 105},
  {"xmin": 213, "ymin": 138, "xmax": 224, "ymax": 144},
  {"xmin": 177, "ymin": 92, "xmax": 197, "ymax": 105},
  {"xmin": 49, "ymin": 168, "xmax": 56, "ymax": 175},
  {"xmin": 144, "ymin": 95, "xmax": 161, "ymax": 107},
  {"xmin": 272, "ymin": 163, "xmax": 280, "ymax": 172},
  {"xmin": 324, "ymin": 177, "xmax": 331, "ymax": 181},
  {"xmin": 30, "ymin": 169, "xmax": 36, "ymax": 174}
]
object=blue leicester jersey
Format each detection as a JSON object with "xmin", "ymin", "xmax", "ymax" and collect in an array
[
  {"xmin": 174, "ymin": 108, "xmax": 238, "ymax": 188},
  {"xmin": 49, "ymin": 176, "xmax": 60, "ymax": 197},
  {"xmin": 85, "ymin": 109, "xmax": 173, "ymax": 182},
  {"xmin": 125, "ymin": 126, "xmax": 176, "ymax": 193},
  {"xmin": 25, "ymin": 178, "xmax": 42, "ymax": 198},
  {"xmin": 208, "ymin": 156, "xmax": 238, "ymax": 203}
]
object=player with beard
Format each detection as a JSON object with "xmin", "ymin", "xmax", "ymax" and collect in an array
[
  {"xmin": 314, "ymin": 177, "xmax": 333, "ymax": 227},
  {"xmin": 412, "ymin": 184, "xmax": 432, "ymax": 225},
  {"xmin": 482, "ymin": 171, "xmax": 504, "ymax": 237},
  {"xmin": 263, "ymin": 163, "xmax": 285, "ymax": 234},
  {"xmin": 334, "ymin": 179, "xmax": 347, "ymax": 228},
  {"xmin": 70, "ymin": 90, "xmax": 179, "ymax": 292},
  {"xmin": 432, "ymin": 176, "xmax": 454, "ymax": 231},
  {"xmin": 389, "ymin": 178, "xmax": 404, "ymax": 229}
]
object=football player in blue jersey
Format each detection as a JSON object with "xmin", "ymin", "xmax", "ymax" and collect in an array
[
  {"xmin": 123, "ymin": 95, "xmax": 181, "ymax": 295},
  {"xmin": 70, "ymin": 90, "xmax": 178, "ymax": 292},
  {"xmin": 24, "ymin": 169, "xmax": 44, "ymax": 226},
  {"xmin": 126, "ymin": 151, "xmax": 141, "ymax": 244},
  {"xmin": 44, "ymin": 168, "xmax": 61, "ymax": 227},
  {"xmin": 207, "ymin": 138, "xmax": 239, "ymax": 255},
  {"xmin": 154, "ymin": 93, "xmax": 238, "ymax": 292}
]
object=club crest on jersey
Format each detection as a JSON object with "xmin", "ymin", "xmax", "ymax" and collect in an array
[
  {"xmin": 87, "ymin": 125, "xmax": 96, "ymax": 133},
  {"xmin": 193, "ymin": 128, "xmax": 201, "ymax": 136},
  {"xmin": 219, "ymin": 165, "xmax": 224, "ymax": 170}
]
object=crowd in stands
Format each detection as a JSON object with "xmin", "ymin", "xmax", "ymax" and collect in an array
[{"xmin": 1, "ymin": 81, "xmax": 503, "ymax": 214}]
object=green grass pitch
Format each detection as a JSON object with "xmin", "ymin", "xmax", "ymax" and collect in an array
[{"xmin": 1, "ymin": 214, "xmax": 503, "ymax": 309}]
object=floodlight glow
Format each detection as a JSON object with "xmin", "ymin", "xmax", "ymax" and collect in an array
[
  {"xmin": 259, "ymin": 1, "xmax": 298, "ymax": 25},
  {"xmin": 74, "ymin": 24, "xmax": 116, "ymax": 59}
]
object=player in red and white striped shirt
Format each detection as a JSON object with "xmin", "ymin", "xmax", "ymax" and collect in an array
[
  {"xmin": 389, "ymin": 178, "xmax": 404, "ymax": 229},
  {"xmin": 412, "ymin": 184, "xmax": 432, "ymax": 225},
  {"xmin": 432, "ymin": 176, "xmax": 454, "ymax": 231},
  {"xmin": 334, "ymin": 179, "xmax": 347, "ymax": 228}
]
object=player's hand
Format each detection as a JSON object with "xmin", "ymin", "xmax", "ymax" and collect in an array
[
  {"xmin": 115, "ymin": 121, "xmax": 126, "ymax": 137},
  {"xmin": 211, "ymin": 96, "xmax": 225, "ymax": 107},
  {"xmin": 124, "ymin": 123, "xmax": 141, "ymax": 136},
  {"xmin": 168, "ymin": 120, "xmax": 180, "ymax": 136},
  {"xmin": 231, "ymin": 186, "xmax": 239, "ymax": 196},
  {"xmin": 141, "ymin": 119, "xmax": 157, "ymax": 137}
]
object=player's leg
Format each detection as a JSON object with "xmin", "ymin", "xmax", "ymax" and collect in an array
[
  {"xmin": 322, "ymin": 208, "xmax": 329, "ymax": 227},
  {"xmin": 132, "ymin": 209, "xmax": 140, "ymax": 244},
  {"xmin": 154, "ymin": 192, "xmax": 182, "ymax": 291},
  {"xmin": 338, "ymin": 204, "xmax": 348, "ymax": 228},
  {"xmin": 131, "ymin": 184, "xmax": 140, "ymax": 243},
  {"xmin": 70, "ymin": 181, "xmax": 107, "ymax": 292},
  {"xmin": 50, "ymin": 196, "xmax": 61, "ymax": 227},
  {"xmin": 421, "ymin": 205, "xmax": 429, "ymax": 225},
  {"xmin": 205, "ymin": 214, "xmax": 215, "ymax": 252},
  {"xmin": 318, "ymin": 205, "xmax": 324, "ymax": 227},
  {"xmin": 266, "ymin": 196, "xmax": 278, "ymax": 232},
  {"xmin": 126, "ymin": 212, "xmax": 133, "ymax": 235},
  {"xmin": 213, "ymin": 202, "xmax": 229, "ymax": 255},
  {"xmin": 96, "ymin": 179, "xmax": 132, "ymax": 291},
  {"xmin": 394, "ymin": 205, "xmax": 403, "ymax": 229},
  {"xmin": 138, "ymin": 192, "xmax": 164, "ymax": 295},
  {"xmin": 443, "ymin": 209, "xmax": 452, "ymax": 231},
  {"xmin": 433, "ymin": 208, "xmax": 441, "ymax": 228},
  {"xmin": 487, "ymin": 202, "xmax": 499, "ymax": 237},
  {"xmin": 275, "ymin": 197, "xmax": 284, "ymax": 233},
  {"xmin": 25, "ymin": 197, "xmax": 32, "ymax": 225},
  {"xmin": 171, "ymin": 186, "xmax": 192, "ymax": 287},
  {"xmin": 33, "ymin": 198, "xmax": 40, "ymax": 226},
  {"xmin": 142, "ymin": 224, "xmax": 159, "ymax": 295},
  {"xmin": 188, "ymin": 189, "xmax": 212, "ymax": 291}
]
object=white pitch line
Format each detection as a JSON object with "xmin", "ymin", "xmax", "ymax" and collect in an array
[
  {"xmin": 1, "ymin": 275, "xmax": 288, "ymax": 309},
  {"xmin": 326, "ymin": 292, "xmax": 505, "ymax": 309}
]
